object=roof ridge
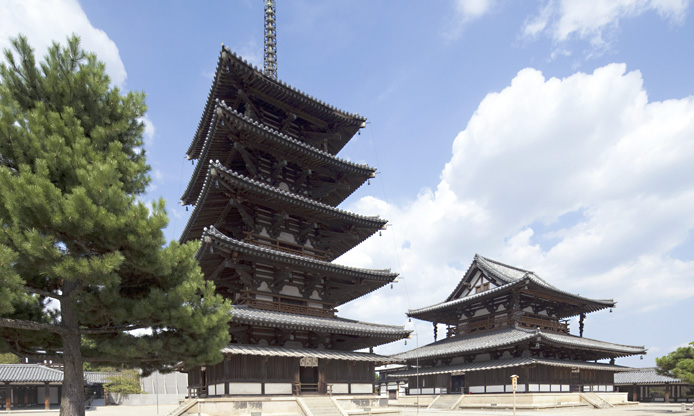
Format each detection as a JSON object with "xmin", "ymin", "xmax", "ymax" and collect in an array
[{"xmin": 476, "ymin": 254, "xmax": 533, "ymax": 277}]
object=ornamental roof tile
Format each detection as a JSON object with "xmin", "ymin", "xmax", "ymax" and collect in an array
[
  {"xmin": 221, "ymin": 344, "xmax": 396, "ymax": 363},
  {"xmin": 391, "ymin": 327, "xmax": 645, "ymax": 361},
  {"xmin": 0, "ymin": 364, "xmax": 63, "ymax": 383},
  {"xmin": 390, "ymin": 357, "xmax": 631, "ymax": 377},
  {"xmin": 200, "ymin": 226, "xmax": 397, "ymax": 282},
  {"xmin": 231, "ymin": 306, "xmax": 411, "ymax": 338},
  {"xmin": 614, "ymin": 368, "xmax": 685, "ymax": 385}
]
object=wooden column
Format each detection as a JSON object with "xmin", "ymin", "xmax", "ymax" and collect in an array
[
  {"xmin": 579, "ymin": 313, "xmax": 585, "ymax": 337},
  {"xmin": 5, "ymin": 382, "xmax": 11, "ymax": 411},
  {"xmin": 44, "ymin": 382, "xmax": 50, "ymax": 410}
]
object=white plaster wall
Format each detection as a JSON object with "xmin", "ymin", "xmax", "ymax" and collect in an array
[
  {"xmin": 332, "ymin": 383, "xmax": 349, "ymax": 394},
  {"xmin": 279, "ymin": 285, "xmax": 300, "ymax": 297},
  {"xmin": 264, "ymin": 383, "xmax": 292, "ymax": 395},
  {"xmin": 351, "ymin": 383, "xmax": 373, "ymax": 394},
  {"xmin": 228, "ymin": 382, "xmax": 262, "ymax": 395}
]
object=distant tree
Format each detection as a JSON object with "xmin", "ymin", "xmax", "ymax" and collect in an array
[
  {"xmin": 0, "ymin": 352, "xmax": 19, "ymax": 363},
  {"xmin": 0, "ymin": 35, "xmax": 231, "ymax": 416},
  {"xmin": 656, "ymin": 342, "xmax": 694, "ymax": 384},
  {"xmin": 104, "ymin": 369, "xmax": 142, "ymax": 395}
]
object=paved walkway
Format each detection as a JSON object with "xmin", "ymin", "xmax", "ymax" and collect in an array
[
  {"xmin": 1, "ymin": 403, "xmax": 691, "ymax": 416},
  {"xmin": 402, "ymin": 403, "xmax": 692, "ymax": 415}
]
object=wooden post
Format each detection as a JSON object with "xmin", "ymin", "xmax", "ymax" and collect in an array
[
  {"xmin": 510, "ymin": 375, "xmax": 519, "ymax": 416},
  {"xmin": 44, "ymin": 382, "xmax": 50, "ymax": 410},
  {"xmin": 5, "ymin": 382, "xmax": 11, "ymax": 411}
]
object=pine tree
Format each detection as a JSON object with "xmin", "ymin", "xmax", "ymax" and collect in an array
[{"xmin": 0, "ymin": 35, "xmax": 231, "ymax": 416}]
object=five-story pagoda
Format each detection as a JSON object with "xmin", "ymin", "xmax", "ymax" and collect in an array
[{"xmin": 180, "ymin": 45, "xmax": 410, "ymax": 397}]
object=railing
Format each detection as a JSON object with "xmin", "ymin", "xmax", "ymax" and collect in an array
[
  {"xmin": 293, "ymin": 382, "xmax": 319, "ymax": 395},
  {"xmin": 462, "ymin": 315, "xmax": 513, "ymax": 334},
  {"xmin": 242, "ymin": 297, "xmax": 335, "ymax": 318},
  {"xmin": 517, "ymin": 315, "xmax": 569, "ymax": 333},
  {"xmin": 245, "ymin": 232, "xmax": 330, "ymax": 261}
]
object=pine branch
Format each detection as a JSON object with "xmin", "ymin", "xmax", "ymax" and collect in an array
[
  {"xmin": 80, "ymin": 324, "xmax": 150, "ymax": 335},
  {"xmin": 24, "ymin": 286, "xmax": 63, "ymax": 301},
  {"xmin": 0, "ymin": 317, "xmax": 68, "ymax": 335}
]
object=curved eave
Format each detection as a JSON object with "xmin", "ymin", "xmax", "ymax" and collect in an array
[
  {"xmin": 408, "ymin": 278, "xmax": 614, "ymax": 324},
  {"xmin": 188, "ymin": 46, "xmax": 366, "ymax": 158},
  {"xmin": 230, "ymin": 306, "xmax": 410, "ymax": 340},
  {"xmin": 182, "ymin": 101, "xmax": 376, "ymax": 206},
  {"xmin": 199, "ymin": 226, "xmax": 397, "ymax": 283},
  {"xmin": 392, "ymin": 327, "xmax": 645, "ymax": 362},
  {"xmin": 179, "ymin": 161, "xmax": 386, "ymax": 259}
]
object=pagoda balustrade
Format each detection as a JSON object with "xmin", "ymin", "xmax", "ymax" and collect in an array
[
  {"xmin": 461, "ymin": 314, "xmax": 514, "ymax": 334},
  {"xmin": 517, "ymin": 314, "xmax": 569, "ymax": 334},
  {"xmin": 239, "ymin": 292, "xmax": 335, "ymax": 318},
  {"xmin": 244, "ymin": 231, "xmax": 330, "ymax": 261}
]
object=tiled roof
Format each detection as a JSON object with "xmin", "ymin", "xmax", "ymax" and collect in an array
[
  {"xmin": 614, "ymin": 368, "xmax": 685, "ymax": 385},
  {"xmin": 189, "ymin": 46, "xmax": 365, "ymax": 159},
  {"xmin": 0, "ymin": 364, "xmax": 63, "ymax": 382},
  {"xmin": 181, "ymin": 101, "xmax": 375, "ymax": 206},
  {"xmin": 411, "ymin": 255, "xmax": 614, "ymax": 320},
  {"xmin": 84, "ymin": 371, "xmax": 118, "ymax": 385},
  {"xmin": 180, "ymin": 159, "xmax": 385, "ymax": 247},
  {"xmin": 199, "ymin": 226, "xmax": 398, "ymax": 282},
  {"xmin": 221, "ymin": 344, "xmax": 396, "ymax": 363},
  {"xmin": 390, "ymin": 357, "xmax": 631, "ymax": 377},
  {"xmin": 231, "ymin": 306, "xmax": 411, "ymax": 338},
  {"xmin": 392, "ymin": 327, "xmax": 646, "ymax": 361}
]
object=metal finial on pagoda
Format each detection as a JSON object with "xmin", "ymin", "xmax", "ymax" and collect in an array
[{"xmin": 263, "ymin": 0, "xmax": 277, "ymax": 79}]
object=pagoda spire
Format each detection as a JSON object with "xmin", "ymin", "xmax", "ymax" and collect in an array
[{"xmin": 264, "ymin": 0, "xmax": 277, "ymax": 79}]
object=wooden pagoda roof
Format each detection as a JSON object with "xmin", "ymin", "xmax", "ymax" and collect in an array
[
  {"xmin": 180, "ymin": 160, "xmax": 385, "ymax": 260},
  {"xmin": 390, "ymin": 357, "xmax": 632, "ymax": 377},
  {"xmin": 391, "ymin": 327, "xmax": 646, "ymax": 362},
  {"xmin": 408, "ymin": 255, "xmax": 615, "ymax": 322},
  {"xmin": 197, "ymin": 226, "xmax": 397, "ymax": 305},
  {"xmin": 221, "ymin": 344, "xmax": 397, "ymax": 363},
  {"xmin": 230, "ymin": 305, "xmax": 410, "ymax": 341},
  {"xmin": 188, "ymin": 46, "xmax": 366, "ymax": 159},
  {"xmin": 181, "ymin": 101, "xmax": 375, "ymax": 207}
]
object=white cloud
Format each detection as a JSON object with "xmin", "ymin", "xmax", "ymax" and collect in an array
[
  {"xmin": 0, "ymin": 0, "xmax": 127, "ymax": 88},
  {"xmin": 522, "ymin": 0, "xmax": 691, "ymax": 55},
  {"xmin": 444, "ymin": 0, "xmax": 497, "ymax": 39},
  {"xmin": 139, "ymin": 115, "xmax": 156, "ymax": 146},
  {"xmin": 339, "ymin": 63, "xmax": 694, "ymax": 355}
]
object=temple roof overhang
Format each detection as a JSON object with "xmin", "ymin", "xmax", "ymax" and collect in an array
[
  {"xmin": 197, "ymin": 226, "xmax": 397, "ymax": 304},
  {"xmin": 221, "ymin": 344, "xmax": 397, "ymax": 363},
  {"xmin": 389, "ymin": 357, "xmax": 632, "ymax": 377},
  {"xmin": 180, "ymin": 161, "xmax": 385, "ymax": 259},
  {"xmin": 0, "ymin": 364, "xmax": 64, "ymax": 383},
  {"xmin": 230, "ymin": 306, "xmax": 411, "ymax": 341},
  {"xmin": 189, "ymin": 46, "xmax": 366, "ymax": 159},
  {"xmin": 409, "ymin": 255, "xmax": 615, "ymax": 322},
  {"xmin": 614, "ymin": 368, "xmax": 685, "ymax": 385},
  {"xmin": 182, "ymin": 101, "xmax": 375, "ymax": 207},
  {"xmin": 408, "ymin": 278, "xmax": 614, "ymax": 323},
  {"xmin": 391, "ymin": 327, "xmax": 646, "ymax": 362}
]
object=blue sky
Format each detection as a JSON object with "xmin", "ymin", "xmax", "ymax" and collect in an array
[{"xmin": 2, "ymin": 0, "xmax": 693, "ymax": 368}]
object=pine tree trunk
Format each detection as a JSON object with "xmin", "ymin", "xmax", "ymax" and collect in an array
[{"xmin": 60, "ymin": 291, "xmax": 85, "ymax": 416}]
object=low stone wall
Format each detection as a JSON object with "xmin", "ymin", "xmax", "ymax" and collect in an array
[
  {"xmin": 190, "ymin": 396, "xmax": 304, "ymax": 416},
  {"xmin": 389, "ymin": 395, "xmax": 437, "ymax": 407},
  {"xmin": 596, "ymin": 392, "xmax": 630, "ymax": 404},
  {"xmin": 108, "ymin": 393, "xmax": 186, "ymax": 405},
  {"xmin": 335, "ymin": 395, "xmax": 388, "ymax": 410}
]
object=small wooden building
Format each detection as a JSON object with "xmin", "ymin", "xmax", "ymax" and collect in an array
[
  {"xmin": 391, "ymin": 255, "xmax": 646, "ymax": 395},
  {"xmin": 615, "ymin": 368, "xmax": 694, "ymax": 402},
  {"xmin": 0, "ymin": 364, "xmax": 63, "ymax": 409},
  {"xmin": 181, "ymin": 47, "xmax": 410, "ymax": 396}
]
